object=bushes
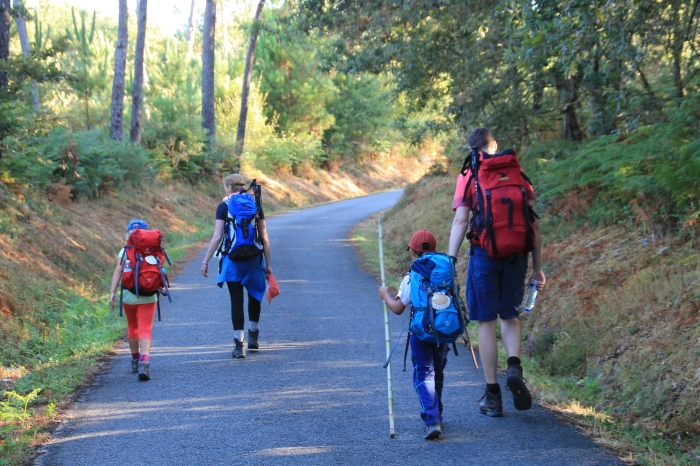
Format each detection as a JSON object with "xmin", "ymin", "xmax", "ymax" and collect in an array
[
  {"xmin": 523, "ymin": 95, "xmax": 700, "ymax": 232},
  {"xmin": 1, "ymin": 129, "xmax": 151, "ymax": 198}
]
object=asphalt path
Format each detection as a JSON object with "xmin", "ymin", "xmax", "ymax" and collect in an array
[{"xmin": 36, "ymin": 190, "xmax": 620, "ymax": 465}]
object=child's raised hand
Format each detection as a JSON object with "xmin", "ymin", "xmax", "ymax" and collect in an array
[{"xmin": 378, "ymin": 286, "xmax": 390, "ymax": 300}]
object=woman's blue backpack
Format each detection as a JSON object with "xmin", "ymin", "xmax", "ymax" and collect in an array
[
  {"xmin": 409, "ymin": 252, "xmax": 466, "ymax": 345},
  {"xmin": 220, "ymin": 184, "xmax": 263, "ymax": 261}
]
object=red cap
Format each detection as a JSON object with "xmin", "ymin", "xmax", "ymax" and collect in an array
[{"xmin": 407, "ymin": 230, "xmax": 436, "ymax": 253}]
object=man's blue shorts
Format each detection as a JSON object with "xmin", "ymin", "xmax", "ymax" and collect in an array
[{"xmin": 466, "ymin": 246, "xmax": 528, "ymax": 322}]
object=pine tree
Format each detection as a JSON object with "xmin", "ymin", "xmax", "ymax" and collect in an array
[
  {"xmin": 0, "ymin": 0, "xmax": 12, "ymax": 89},
  {"xmin": 130, "ymin": 0, "xmax": 147, "ymax": 144},
  {"xmin": 201, "ymin": 0, "xmax": 216, "ymax": 141},
  {"xmin": 234, "ymin": 0, "xmax": 265, "ymax": 161},
  {"xmin": 109, "ymin": 0, "xmax": 128, "ymax": 140},
  {"xmin": 186, "ymin": 0, "xmax": 196, "ymax": 56},
  {"xmin": 12, "ymin": 0, "xmax": 40, "ymax": 109}
]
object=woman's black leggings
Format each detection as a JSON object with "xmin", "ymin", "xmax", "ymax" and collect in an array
[{"xmin": 226, "ymin": 282, "xmax": 261, "ymax": 330}]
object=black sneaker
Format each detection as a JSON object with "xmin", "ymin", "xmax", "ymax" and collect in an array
[
  {"xmin": 247, "ymin": 329, "xmax": 259, "ymax": 350},
  {"xmin": 138, "ymin": 361, "xmax": 150, "ymax": 381},
  {"xmin": 506, "ymin": 364, "xmax": 532, "ymax": 411},
  {"xmin": 131, "ymin": 359, "xmax": 139, "ymax": 373},
  {"xmin": 424, "ymin": 424, "xmax": 442, "ymax": 440},
  {"xmin": 479, "ymin": 389, "xmax": 503, "ymax": 417},
  {"xmin": 232, "ymin": 338, "xmax": 247, "ymax": 358}
]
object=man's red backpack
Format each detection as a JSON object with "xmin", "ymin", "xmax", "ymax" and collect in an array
[
  {"xmin": 119, "ymin": 229, "xmax": 172, "ymax": 320},
  {"xmin": 460, "ymin": 147, "xmax": 539, "ymax": 258}
]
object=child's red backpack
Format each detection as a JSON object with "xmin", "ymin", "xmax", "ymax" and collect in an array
[
  {"xmin": 119, "ymin": 229, "xmax": 172, "ymax": 320},
  {"xmin": 460, "ymin": 148, "xmax": 538, "ymax": 258}
]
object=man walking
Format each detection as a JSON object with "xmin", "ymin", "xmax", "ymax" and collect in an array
[{"xmin": 448, "ymin": 127, "xmax": 546, "ymax": 416}]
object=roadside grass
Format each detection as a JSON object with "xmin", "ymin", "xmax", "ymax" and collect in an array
[
  {"xmin": 0, "ymin": 183, "xmax": 218, "ymax": 466},
  {"xmin": 352, "ymin": 174, "xmax": 700, "ymax": 465}
]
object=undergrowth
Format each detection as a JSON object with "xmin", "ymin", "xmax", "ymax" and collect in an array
[{"xmin": 0, "ymin": 182, "xmax": 215, "ymax": 465}]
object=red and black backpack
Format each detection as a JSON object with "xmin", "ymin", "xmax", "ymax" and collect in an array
[
  {"xmin": 460, "ymin": 147, "xmax": 539, "ymax": 258},
  {"xmin": 119, "ymin": 229, "xmax": 172, "ymax": 320}
]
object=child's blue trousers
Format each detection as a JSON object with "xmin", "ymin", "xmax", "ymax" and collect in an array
[{"xmin": 410, "ymin": 334, "xmax": 449, "ymax": 427}]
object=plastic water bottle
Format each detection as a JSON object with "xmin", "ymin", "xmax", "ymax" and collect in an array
[{"xmin": 524, "ymin": 281, "xmax": 540, "ymax": 312}]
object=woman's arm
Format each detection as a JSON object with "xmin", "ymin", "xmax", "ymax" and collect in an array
[
  {"xmin": 258, "ymin": 218, "xmax": 272, "ymax": 276},
  {"xmin": 201, "ymin": 219, "xmax": 225, "ymax": 278},
  {"xmin": 109, "ymin": 257, "xmax": 125, "ymax": 308},
  {"xmin": 448, "ymin": 206, "xmax": 471, "ymax": 258},
  {"xmin": 528, "ymin": 200, "xmax": 546, "ymax": 290}
]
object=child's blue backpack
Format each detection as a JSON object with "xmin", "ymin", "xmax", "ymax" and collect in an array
[
  {"xmin": 408, "ymin": 252, "xmax": 466, "ymax": 345},
  {"xmin": 218, "ymin": 181, "xmax": 263, "ymax": 261}
]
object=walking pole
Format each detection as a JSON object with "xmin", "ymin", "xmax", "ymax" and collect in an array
[{"xmin": 378, "ymin": 217, "xmax": 396, "ymax": 438}]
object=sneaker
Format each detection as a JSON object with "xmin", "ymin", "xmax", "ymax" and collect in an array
[
  {"xmin": 247, "ymin": 329, "xmax": 259, "ymax": 350},
  {"xmin": 506, "ymin": 364, "xmax": 532, "ymax": 411},
  {"xmin": 424, "ymin": 424, "xmax": 442, "ymax": 440},
  {"xmin": 479, "ymin": 389, "xmax": 503, "ymax": 417},
  {"xmin": 232, "ymin": 338, "xmax": 247, "ymax": 359},
  {"xmin": 131, "ymin": 359, "xmax": 139, "ymax": 373},
  {"xmin": 138, "ymin": 361, "xmax": 150, "ymax": 381}
]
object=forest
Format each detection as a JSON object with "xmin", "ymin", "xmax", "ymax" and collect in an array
[
  {"xmin": 0, "ymin": 0, "xmax": 699, "ymax": 464},
  {"xmin": 0, "ymin": 0, "xmax": 431, "ymax": 200}
]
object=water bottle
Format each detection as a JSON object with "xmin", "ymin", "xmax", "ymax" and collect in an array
[{"xmin": 524, "ymin": 281, "xmax": 540, "ymax": 312}]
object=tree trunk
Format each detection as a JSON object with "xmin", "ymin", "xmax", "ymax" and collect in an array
[
  {"xmin": 130, "ymin": 0, "xmax": 147, "ymax": 144},
  {"xmin": 672, "ymin": 45, "xmax": 685, "ymax": 99},
  {"xmin": 187, "ymin": 0, "xmax": 196, "ymax": 56},
  {"xmin": 0, "ymin": 0, "xmax": 10, "ymax": 89},
  {"xmin": 234, "ymin": 0, "xmax": 265, "ymax": 162},
  {"xmin": 220, "ymin": 0, "xmax": 228, "ymax": 56},
  {"xmin": 556, "ymin": 73, "xmax": 583, "ymax": 142},
  {"xmin": 12, "ymin": 0, "xmax": 40, "ymax": 109},
  {"xmin": 0, "ymin": 0, "xmax": 9, "ymax": 158},
  {"xmin": 201, "ymin": 0, "xmax": 216, "ymax": 140},
  {"xmin": 110, "ymin": 0, "xmax": 128, "ymax": 140}
]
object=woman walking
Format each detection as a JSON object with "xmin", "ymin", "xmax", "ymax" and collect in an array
[
  {"xmin": 201, "ymin": 174, "xmax": 272, "ymax": 358},
  {"xmin": 109, "ymin": 219, "xmax": 158, "ymax": 381}
]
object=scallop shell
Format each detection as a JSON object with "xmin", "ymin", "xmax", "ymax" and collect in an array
[{"xmin": 431, "ymin": 292, "xmax": 451, "ymax": 310}]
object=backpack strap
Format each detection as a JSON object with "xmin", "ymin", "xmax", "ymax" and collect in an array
[
  {"xmin": 461, "ymin": 175, "xmax": 473, "ymax": 203},
  {"xmin": 425, "ymin": 283, "xmax": 440, "ymax": 347},
  {"xmin": 156, "ymin": 294, "xmax": 161, "ymax": 322},
  {"xmin": 156, "ymin": 256, "xmax": 172, "ymax": 304},
  {"xmin": 118, "ymin": 248, "xmax": 128, "ymax": 317},
  {"xmin": 471, "ymin": 147, "xmax": 488, "ymax": 250},
  {"xmin": 485, "ymin": 189, "xmax": 498, "ymax": 256},
  {"xmin": 134, "ymin": 253, "xmax": 141, "ymax": 298},
  {"xmin": 521, "ymin": 186, "xmax": 535, "ymax": 252},
  {"xmin": 403, "ymin": 329, "xmax": 411, "ymax": 372},
  {"xmin": 383, "ymin": 319, "xmax": 410, "ymax": 369}
]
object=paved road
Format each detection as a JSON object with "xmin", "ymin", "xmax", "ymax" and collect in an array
[{"xmin": 36, "ymin": 191, "xmax": 620, "ymax": 465}]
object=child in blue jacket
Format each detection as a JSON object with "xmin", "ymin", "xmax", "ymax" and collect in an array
[{"xmin": 378, "ymin": 229, "xmax": 448, "ymax": 440}]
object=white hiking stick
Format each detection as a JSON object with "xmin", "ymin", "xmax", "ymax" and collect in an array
[{"xmin": 378, "ymin": 217, "xmax": 396, "ymax": 438}]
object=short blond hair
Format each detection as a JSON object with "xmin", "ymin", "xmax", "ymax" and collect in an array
[{"xmin": 223, "ymin": 173, "xmax": 246, "ymax": 192}]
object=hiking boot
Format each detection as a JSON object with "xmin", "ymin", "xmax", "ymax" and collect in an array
[
  {"xmin": 232, "ymin": 338, "xmax": 247, "ymax": 359},
  {"xmin": 424, "ymin": 424, "xmax": 442, "ymax": 440},
  {"xmin": 138, "ymin": 361, "xmax": 150, "ymax": 381},
  {"xmin": 479, "ymin": 389, "xmax": 503, "ymax": 417},
  {"xmin": 506, "ymin": 364, "xmax": 532, "ymax": 411},
  {"xmin": 131, "ymin": 359, "xmax": 139, "ymax": 373},
  {"xmin": 247, "ymin": 329, "xmax": 259, "ymax": 350}
]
